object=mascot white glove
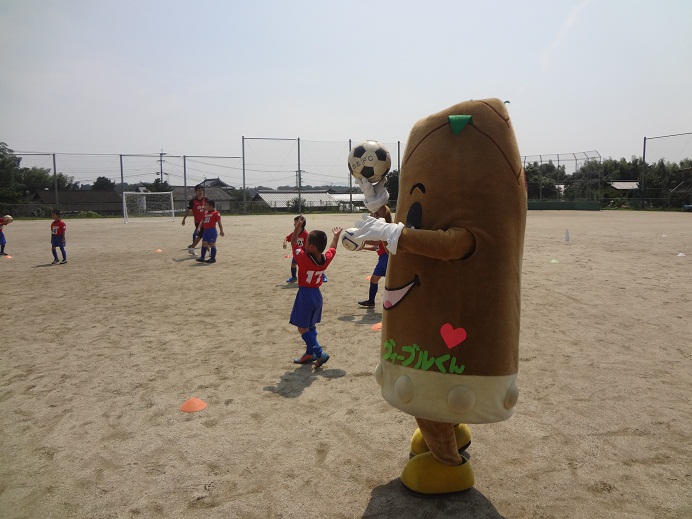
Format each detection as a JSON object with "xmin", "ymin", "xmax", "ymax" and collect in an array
[
  {"xmin": 352, "ymin": 214, "xmax": 405, "ymax": 255},
  {"xmin": 355, "ymin": 177, "xmax": 390, "ymax": 213}
]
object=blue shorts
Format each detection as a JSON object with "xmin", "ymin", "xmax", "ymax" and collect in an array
[
  {"xmin": 202, "ymin": 228, "xmax": 218, "ymax": 243},
  {"xmin": 51, "ymin": 236, "xmax": 64, "ymax": 247},
  {"xmin": 289, "ymin": 287, "xmax": 323, "ymax": 329},
  {"xmin": 373, "ymin": 253, "xmax": 389, "ymax": 277},
  {"xmin": 0, "ymin": 234, "xmax": 5, "ymax": 246}
]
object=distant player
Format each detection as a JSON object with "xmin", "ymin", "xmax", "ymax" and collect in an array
[
  {"xmin": 50, "ymin": 210, "xmax": 67, "ymax": 264},
  {"xmin": 358, "ymin": 205, "xmax": 392, "ymax": 307},
  {"xmin": 195, "ymin": 199, "xmax": 224, "ymax": 264},
  {"xmin": 289, "ymin": 215, "xmax": 342, "ymax": 368},
  {"xmin": 283, "ymin": 216, "xmax": 328, "ymax": 284},
  {"xmin": 181, "ymin": 184, "xmax": 207, "ymax": 255},
  {"xmin": 0, "ymin": 214, "xmax": 13, "ymax": 256},
  {"xmin": 283, "ymin": 215, "xmax": 308, "ymax": 282}
]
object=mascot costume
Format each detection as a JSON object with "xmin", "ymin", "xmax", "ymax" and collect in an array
[{"xmin": 350, "ymin": 98, "xmax": 526, "ymax": 494}]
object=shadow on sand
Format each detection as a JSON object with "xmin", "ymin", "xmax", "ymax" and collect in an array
[
  {"xmin": 362, "ymin": 479, "xmax": 505, "ymax": 518},
  {"xmin": 263, "ymin": 363, "xmax": 346, "ymax": 398}
]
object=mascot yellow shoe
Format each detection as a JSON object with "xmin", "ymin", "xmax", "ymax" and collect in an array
[
  {"xmin": 401, "ymin": 452, "xmax": 474, "ymax": 494},
  {"xmin": 351, "ymin": 98, "xmax": 526, "ymax": 495}
]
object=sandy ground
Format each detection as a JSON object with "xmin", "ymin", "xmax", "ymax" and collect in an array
[{"xmin": 0, "ymin": 211, "xmax": 690, "ymax": 519}]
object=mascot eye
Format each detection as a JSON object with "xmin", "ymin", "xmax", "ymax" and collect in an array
[{"xmin": 405, "ymin": 202, "xmax": 422, "ymax": 230}]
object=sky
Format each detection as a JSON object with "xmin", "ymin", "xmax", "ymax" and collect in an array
[{"xmin": 1, "ymin": 0, "xmax": 691, "ymax": 188}]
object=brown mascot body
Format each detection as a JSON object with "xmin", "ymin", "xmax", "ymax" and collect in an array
[{"xmin": 353, "ymin": 98, "xmax": 526, "ymax": 494}]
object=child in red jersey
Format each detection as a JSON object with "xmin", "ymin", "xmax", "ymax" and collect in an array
[
  {"xmin": 0, "ymin": 214, "xmax": 13, "ymax": 256},
  {"xmin": 283, "ymin": 215, "xmax": 307, "ymax": 282},
  {"xmin": 50, "ymin": 210, "xmax": 67, "ymax": 264},
  {"xmin": 182, "ymin": 184, "xmax": 207, "ymax": 255},
  {"xmin": 195, "ymin": 200, "xmax": 224, "ymax": 264},
  {"xmin": 289, "ymin": 215, "xmax": 342, "ymax": 368}
]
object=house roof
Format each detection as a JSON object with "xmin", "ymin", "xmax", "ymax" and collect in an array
[
  {"xmin": 252, "ymin": 190, "xmax": 339, "ymax": 207},
  {"xmin": 330, "ymin": 193, "xmax": 366, "ymax": 202},
  {"xmin": 610, "ymin": 181, "xmax": 639, "ymax": 190},
  {"xmin": 171, "ymin": 186, "xmax": 233, "ymax": 201}
]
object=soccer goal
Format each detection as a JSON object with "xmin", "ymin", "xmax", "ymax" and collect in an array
[{"xmin": 122, "ymin": 191, "xmax": 175, "ymax": 223}]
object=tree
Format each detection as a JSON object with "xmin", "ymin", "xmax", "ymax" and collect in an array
[
  {"xmin": 92, "ymin": 176, "xmax": 116, "ymax": 191},
  {"xmin": 140, "ymin": 178, "xmax": 171, "ymax": 192},
  {"xmin": 385, "ymin": 169, "xmax": 399, "ymax": 200},
  {"xmin": 0, "ymin": 142, "xmax": 24, "ymax": 203}
]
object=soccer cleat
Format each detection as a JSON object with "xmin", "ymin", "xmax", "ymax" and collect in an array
[
  {"xmin": 358, "ymin": 300, "xmax": 376, "ymax": 307},
  {"xmin": 51, "ymin": 259, "xmax": 60, "ymax": 264},
  {"xmin": 205, "ymin": 258, "xmax": 216, "ymax": 263},
  {"xmin": 196, "ymin": 258, "xmax": 206, "ymax": 262},
  {"xmin": 322, "ymin": 275, "xmax": 328, "ymax": 282},
  {"xmin": 294, "ymin": 353, "xmax": 317, "ymax": 364},
  {"xmin": 314, "ymin": 353, "xmax": 330, "ymax": 368},
  {"xmin": 0, "ymin": 252, "xmax": 8, "ymax": 256},
  {"xmin": 286, "ymin": 276, "xmax": 297, "ymax": 283},
  {"xmin": 60, "ymin": 259, "xmax": 68, "ymax": 264}
]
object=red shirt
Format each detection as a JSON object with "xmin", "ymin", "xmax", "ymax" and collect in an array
[
  {"xmin": 188, "ymin": 196, "xmax": 207, "ymax": 223},
  {"xmin": 0, "ymin": 218, "xmax": 5, "ymax": 233},
  {"xmin": 294, "ymin": 247, "xmax": 336, "ymax": 288},
  {"xmin": 286, "ymin": 230, "xmax": 308, "ymax": 252},
  {"xmin": 202, "ymin": 210, "xmax": 221, "ymax": 229},
  {"xmin": 51, "ymin": 219, "xmax": 66, "ymax": 236},
  {"xmin": 375, "ymin": 241, "xmax": 388, "ymax": 256}
]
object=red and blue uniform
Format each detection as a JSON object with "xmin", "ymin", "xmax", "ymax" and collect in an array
[
  {"xmin": 373, "ymin": 240, "xmax": 389, "ymax": 277},
  {"xmin": 51, "ymin": 219, "xmax": 66, "ymax": 246},
  {"xmin": 289, "ymin": 247, "xmax": 336, "ymax": 329},
  {"xmin": 286, "ymin": 230, "xmax": 308, "ymax": 265},
  {"xmin": 201, "ymin": 210, "xmax": 221, "ymax": 242}
]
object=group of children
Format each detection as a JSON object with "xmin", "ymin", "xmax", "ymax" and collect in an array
[
  {"xmin": 0, "ymin": 211, "xmax": 67, "ymax": 264},
  {"xmin": 181, "ymin": 184, "xmax": 224, "ymax": 264}
]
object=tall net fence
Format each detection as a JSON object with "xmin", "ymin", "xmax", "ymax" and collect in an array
[{"xmin": 7, "ymin": 137, "xmax": 690, "ymax": 216}]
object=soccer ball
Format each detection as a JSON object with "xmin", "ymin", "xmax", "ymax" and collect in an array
[
  {"xmin": 348, "ymin": 141, "xmax": 391, "ymax": 184},
  {"xmin": 3, "ymin": 215, "xmax": 12, "ymax": 223},
  {"xmin": 341, "ymin": 228, "xmax": 364, "ymax": 251}
]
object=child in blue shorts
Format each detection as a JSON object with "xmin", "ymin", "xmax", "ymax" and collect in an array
[
  {"xmin": 289, "ymin": 215, "xmax": 342, "ymax": 368},
  {"xmin": 358, "ymin": 205, "xmax": 392, "ymax": 307},
  {"xmin": 195, "ymin": 200, "xmax": 224, "ymax": 264},
  {"xmin": 50, "ymin": 210, "xmax": 67, "ymax": 264},
  {"xmin": 0, "ymin": 214, "xmax": 13, "ymax": 256}
]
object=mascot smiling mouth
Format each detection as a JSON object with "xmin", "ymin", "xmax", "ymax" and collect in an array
[
  {"xmin": 383, "ymin": 201, "xmax": 423, "ymax": 310},
  {"xmin": 383, "ymin": 275, "xmax": 420, "ymax": 310}
]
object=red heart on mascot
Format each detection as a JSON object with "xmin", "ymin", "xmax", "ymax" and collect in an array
[{"xmin": 440, "ymin": 323, "xmax": 467, "ymax": 349}]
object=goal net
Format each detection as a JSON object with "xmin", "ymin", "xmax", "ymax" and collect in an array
[{"xmin": 123, "ymin": 192, "xmax": 175, "ymax": 223}]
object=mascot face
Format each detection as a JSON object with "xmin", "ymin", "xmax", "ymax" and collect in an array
[{"xmin": 377, "ymin": 99, "xmax": 526, "ymax": 423}]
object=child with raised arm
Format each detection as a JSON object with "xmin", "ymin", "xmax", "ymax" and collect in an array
[
  {"xmin": 195, "ymin": 199, "xmax": 224, "ymax": 264},
  {"xmin": 289, "ymin": 215, "xmax": 342, "ymax": 368},
  {"xmin": 283, "ymin": 215, "xmax": 307, "ymax": 282},
  {"xmin": 50, "ymin": 210, "xmax": 67, "ymax": 264}
]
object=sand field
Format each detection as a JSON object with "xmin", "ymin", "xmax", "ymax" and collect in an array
[{"xmin": 0, "ymin": 211, "xmax": 690, "ymax": 518}]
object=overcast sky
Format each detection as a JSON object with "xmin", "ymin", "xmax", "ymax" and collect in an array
[{"xmin": 1, "ymin": 0, "xmax": 691, "ymax": 187}]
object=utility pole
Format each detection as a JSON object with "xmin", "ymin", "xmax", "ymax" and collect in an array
[{"xmin": 159, "ymin": 150, "xmax": 166, "ymax": 182}]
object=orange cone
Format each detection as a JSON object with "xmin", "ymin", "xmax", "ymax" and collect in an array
[
  {"xmin": 154, "ymin": 249, "xmax": 163, "ymax": 253},
  {"xmin": 180, "ymin": 397, "xmax": 207, "ymax": 412},
  {"xmin": 371, "ymin": 322, "xmax": 382, "ymax": 331}
]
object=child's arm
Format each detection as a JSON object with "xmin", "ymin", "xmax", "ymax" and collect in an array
[
  {"xmin": 291, "ymin": 216, "xmax": 306, "ymax": 248},
  {"xmin": 218, "ymin": 218, "xmax": 225, "ymax": 237},
  {"xmin": 330, "ymin": 227, "xmax": 343, "ymax": 250},
  {"xmin": 283, "ymin": 236, "xmax": 289, "ymax": 249},
  {"xmin": 181, "ymin": 207, "xmax": 191, "ymax": 225}
]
